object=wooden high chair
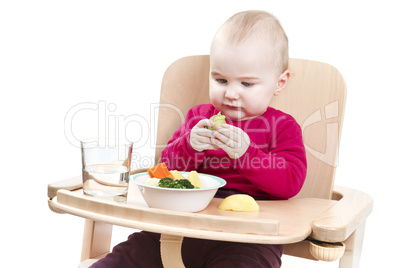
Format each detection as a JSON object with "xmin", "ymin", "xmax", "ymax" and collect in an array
[{"xmin": 48, "ymin": 55, "xmax": 373, "ymax": 268}]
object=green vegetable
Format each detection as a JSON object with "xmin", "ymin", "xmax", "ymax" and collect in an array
[
  {"xmin": 207, "ymin": 112, "xmax": 226, "ymax": 130},
  {"xmin": 158, "ymin": 177, "xmax": 196, "ymax": 189}
]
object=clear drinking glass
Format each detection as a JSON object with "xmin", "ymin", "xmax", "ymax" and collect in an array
[{"xmin": 81, "ymin": 138, "xmax": 133, "ymax": 196}]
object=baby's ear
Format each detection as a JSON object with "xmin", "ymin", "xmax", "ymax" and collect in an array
[{"xmin": 274, "ymin": 70, "xmax": 290, "ymax": 96}]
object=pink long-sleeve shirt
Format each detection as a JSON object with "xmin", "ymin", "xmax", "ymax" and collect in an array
[{"xmin": 161, "ymin": 104, "xmax": 307, "ymax": 200}]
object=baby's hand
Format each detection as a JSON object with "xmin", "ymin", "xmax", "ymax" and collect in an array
[
  {"xmin": 211, "ymin": 124, "xmax": 250, "ymax": 159},
  {"xmin": 190, "ymin": 119, "xmax": 220, "ymax": 152}
]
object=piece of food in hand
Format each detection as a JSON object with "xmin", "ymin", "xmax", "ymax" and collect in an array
[
  {"xmin": 170, "ymin": 170, "xmax": 186, "ymax": 180},
  {"xmin": 188, "ymin": 170, "xmax": 202, "ymax": 188},
  {"xmin": 218, "ymin": 194, "xmax": 260, "ymax": 212},
  {"xmin": 147, "ymin": 163, "xmax": 174, "ymax": 179},
  {"xmin": 158, "ymin": 177, "xmax": 195, "ymax": 189},
  {"xmin": 207, "ymin": 112, "xmax": 226, "ymax": 130}
]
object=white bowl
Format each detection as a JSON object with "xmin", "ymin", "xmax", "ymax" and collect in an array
[{"xmin": 131, "ymin": 172, "xmax": 226, "ymax": 212}]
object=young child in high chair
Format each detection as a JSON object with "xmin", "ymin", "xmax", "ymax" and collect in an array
[{"xmin": 91, "ymin": 10, "xmax": 307, "ymax": 268}]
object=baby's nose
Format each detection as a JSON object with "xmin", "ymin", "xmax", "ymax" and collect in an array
[{"xmin": 224, "ymin": 86, "xmax": 240, "ymax": 100}]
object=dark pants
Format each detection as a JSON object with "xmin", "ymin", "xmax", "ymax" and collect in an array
[{"xmin": 91, "ymin": 231, "xmax": 283, "ymax": 268}]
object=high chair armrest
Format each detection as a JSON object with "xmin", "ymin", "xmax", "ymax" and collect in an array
[
  {"xmin": 310, "ymin": 185, "xmax": 373, "ymax": 242},
  {"xmin": 47, "ymin": 168, "xmax": 151, "ymax": 213},
  {"xmin": 48, "ymin": 176, "xmax": 83, "ymax": 200},
  {"xmin": 47, "ymin": 176, "xmax": 83, "ymax": 214},
  {"xmin": 47, "ymin": 168, "xmax": 150, "ymax": 200}
]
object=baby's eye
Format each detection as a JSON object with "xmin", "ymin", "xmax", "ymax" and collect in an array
[
  {"xmin": 216, "ymin": 78, "xmax": 227, "ymax": 84},
  {"xmin": 241, "ymin": 82, "xmax": 254, "ymax": 87}
]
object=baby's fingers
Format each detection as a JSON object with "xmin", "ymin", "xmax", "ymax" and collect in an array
[
  {"xmin": 192, "ymin": 122, "xmax": 214, "ymax": 138},
  {"xmin": 214, "ymin": 125, "xmax": 240, "ymax": 142},
  {"xmin": 212, "ymin": 130, "xmax": 235, "ymax": 148},
  {"xmin": 195, "ymin": 119, "xmax": 215, "ymax": 129}
]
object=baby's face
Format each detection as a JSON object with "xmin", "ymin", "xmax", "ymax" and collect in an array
[{"xmin": 209, "ymin": 37, "xmax": 283, "ymax": 121}]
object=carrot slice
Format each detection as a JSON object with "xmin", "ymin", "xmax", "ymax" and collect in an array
[{"xmin": 147, "ymin": 163, "xmax": 174, "ymax": 179}]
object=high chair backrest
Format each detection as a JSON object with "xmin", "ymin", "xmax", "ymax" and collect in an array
[{"xmin": 154, "ymin": 55, "xmax": 346, "ymax": 199}]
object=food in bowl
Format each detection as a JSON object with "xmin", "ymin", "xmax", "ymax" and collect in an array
[
  {"xmin": 144, "ymin": 177, "xmax": 161, "ymax": 187},
  {"xmin": 157, "ymin": 177, "xmax": 196, "ymax": 189},
  {"xmin": 147, "ymin": 162, "xmax": 174, "ymax": 179},
  {"xmin": 188, "ymin": 170, "xmax": 202, "ymax": 188},
  {"xmin": 170, "ymin": 170, "xmax": 186, "ymax": 180},
  {"xmin": 131, "ymin": 170, "xmax": 226, "ymax": 212},
  {"xmin": 145, "ymin": 163, "xmax": 202, "ymax": 189}
]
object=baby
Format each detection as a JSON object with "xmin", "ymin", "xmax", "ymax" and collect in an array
[
  {"xmin": 92, "ymin": 10, "xmax": 307, "ymax": 268},
  {"xmin": 162, "ymin": 10, "xmax": 306, "ymax": 201}
]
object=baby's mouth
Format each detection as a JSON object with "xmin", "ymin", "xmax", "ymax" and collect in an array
[{"xmin": 224, "ymin": 104, "xmax": 242, "ymax": 110}]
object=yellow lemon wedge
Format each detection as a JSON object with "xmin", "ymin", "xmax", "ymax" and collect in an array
[
  {"xmin": 218, "ymin": 194, "xmax": 259, "ymax": 212},
  {"xmin": 188, "ymin": 171, "xmax": 202, "ymax": 188},
  {"xmin": 170, "ymin": 170, "xmax": 186, "ymax": 180}
]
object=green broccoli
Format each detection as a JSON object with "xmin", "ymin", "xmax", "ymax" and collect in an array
[
  {"xmin": 174, "ymin": 179, "xmax": 195, "ymax": 189},
  {"xmin": 158, "ymin": 177, "xmax": 196, "ymax": 189},
  {"xmin": 158, "ymin": 177, "xmax": 174, "ymax": 188}
]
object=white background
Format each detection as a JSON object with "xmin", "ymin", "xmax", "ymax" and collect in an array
[{"xmin": 1, "ymin": 0, "xmax": 401, "ymax": 267}]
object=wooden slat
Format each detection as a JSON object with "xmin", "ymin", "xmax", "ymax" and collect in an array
[{"xmin": 160, "ymin": 234, "xmax": 185, "ymax": 268}]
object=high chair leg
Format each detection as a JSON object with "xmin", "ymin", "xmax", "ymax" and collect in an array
[
  {"xmin": 339, "ymin": 220, "xmax": 366, "ymax": 268},
  {"xmin": 81, "ymin": 219, "xmax": 113, "ymax": 261}
]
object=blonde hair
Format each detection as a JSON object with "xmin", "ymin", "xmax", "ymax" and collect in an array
[{"xmin": 215, "ymin": 10, "xmax": 289, "ymax": 73}]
